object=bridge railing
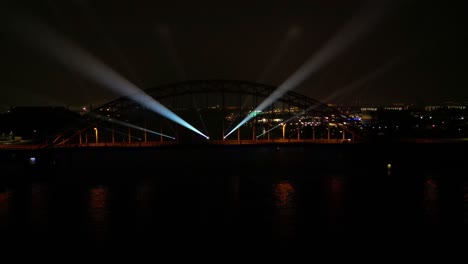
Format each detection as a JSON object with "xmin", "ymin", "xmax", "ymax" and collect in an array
[
  {"xmin": 209, "ymin": 138, "xmax": 353, "ymax": 145},
  {"xmin": 0, "ymin": 138, "xmax": 356, "ymax": 150}
]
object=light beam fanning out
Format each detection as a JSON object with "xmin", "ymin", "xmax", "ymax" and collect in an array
[
  {"xmin": 256, "ymin": 55, "xmax": 404, "ymax": 138},
  {"xmin": 7, "ymin": 14, "xmax": 209, "ymax": 140},
  {"xmin": 156, "ymin": 25, "xmax": 186, "ymax": 81},
  {"xmin": 257, "ymin": 25, "xmax": 301, "ymax": 84},
  {"xmin": 324, "ymin": 55, "xmax": 404, "ymax": 103},
  {"xmin": 226, "ymin": 25, "xmax": 300, "ymax": 136},
  {"xmin": 225, "ymin": 0, "xmax": 391, "ymax": 139}
]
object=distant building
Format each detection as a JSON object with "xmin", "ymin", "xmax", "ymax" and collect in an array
[{"xmin": 425, "ymin": 102, "xmax": 467, "ymax": 111}]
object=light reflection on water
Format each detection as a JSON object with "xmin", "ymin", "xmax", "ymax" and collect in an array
[
  {"xmin": 29, "ymin": 183, "xmax": 49, "ymax": 231},
  {"xmin": 88, "ymin": 185, "xmax": 110, "ymax": 243},
  {"xmin": 0, "ymin": 189, "xmax": 13, "ymax": 230},
  {"xmin": 0, "ymin": 145, "xmax": 466, "ymax": 249},
  {"xmin": 272, "ymin": 180, "xmax": 296, "ymax": 241},
  {"xmin": 135, "ymin": 177, "xmax": 155, "ymax": 232},
  {"xmin": 328, "ymin": 175, "xmax": 345, "ymax": 229},
  {"xmin": 136, "ymin": 178, "xmax": 153, "ymax": 209},
  {"xmin": 424, "ymin": 177, "xmax": 440, "ymax": 225}
]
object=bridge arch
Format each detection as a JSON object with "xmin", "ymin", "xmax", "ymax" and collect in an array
[{"xmin": 58, "ymin": 80, "xmax": 364, "ymax": 145}]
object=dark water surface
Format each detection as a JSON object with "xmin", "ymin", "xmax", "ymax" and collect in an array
[{"xmin": 1, "ymin": 143, "xmax": 467, "ymax": 253}]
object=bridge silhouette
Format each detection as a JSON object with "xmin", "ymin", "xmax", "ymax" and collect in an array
[{"xmin": 4, "ymin": 80, "xmax": 366, "ymax": 149}]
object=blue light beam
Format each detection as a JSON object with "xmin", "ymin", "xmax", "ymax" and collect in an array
[
  {"xmin": 225, "ymin": 0, "xmax": 391, "ymax": 139},
  {"xmin": 8, "ymin": 15, "xmax": 209, "ymax": 140},
  {"xmin": 256, "ymin": 55, "xmax": 404, "ymax": 138}
]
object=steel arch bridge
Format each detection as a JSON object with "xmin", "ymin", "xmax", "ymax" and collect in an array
[{"xmin": 52, "ymin": 80, "xmax": 366, "ymax": 147}]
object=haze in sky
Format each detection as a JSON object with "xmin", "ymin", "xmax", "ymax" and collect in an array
[{"xmin": 1, "ymin": 0, "xmax": 466, "ymax": 108}]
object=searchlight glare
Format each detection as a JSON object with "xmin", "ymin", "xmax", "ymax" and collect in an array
[
  {"xmin": 8, "ymin": 14, "xmax": 209, "ymax": 140},
  {"xmin": 225, "ymin": 0, "xmax": 391, "ymax": 139},
  {"xmin": 256, "ymin": 55, "xmax": 403, "ymax": 139}
]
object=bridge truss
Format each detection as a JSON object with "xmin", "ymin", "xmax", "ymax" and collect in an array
[{"xmin": 52, "ymin": 80, "xmax": 366, "ymax": 146}]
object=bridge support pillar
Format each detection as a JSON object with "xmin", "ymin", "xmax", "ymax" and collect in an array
[
  {"xmin": 252, "ymin": 124, "xmax": 255, "ymax": 140},
  {"xmin": 128, "ymin": 127, "xmax": 131, "ymax": 143}
]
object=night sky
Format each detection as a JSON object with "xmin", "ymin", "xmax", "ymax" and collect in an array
[{"xmin": 1, "ymin": 0, "xmax": 467, "ymax": 109}]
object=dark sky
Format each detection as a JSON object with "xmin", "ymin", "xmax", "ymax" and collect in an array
[{"xmin": 1, "ymin": 0, "xmax": 467, "ymax": 109}]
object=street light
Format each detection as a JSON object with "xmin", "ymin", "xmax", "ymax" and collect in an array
[
  {"xmin": 94, "ymin": 127, "xmax": 98, "ymax": 144},
  {"xmin": 282, "ymin": 123, "xmax": 286, "ymax": 141}
]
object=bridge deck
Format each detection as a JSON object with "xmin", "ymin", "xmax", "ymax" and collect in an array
[{"xmin": 2, "ymin": 138, "xmax": 465, "ymax": 150}]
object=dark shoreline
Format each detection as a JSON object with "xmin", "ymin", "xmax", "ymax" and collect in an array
[{"xmin": 2, "ymin": 141, "xmax": 467, "ymax": 178}]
